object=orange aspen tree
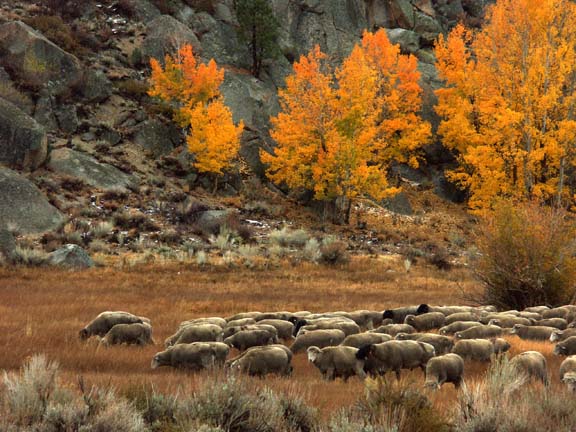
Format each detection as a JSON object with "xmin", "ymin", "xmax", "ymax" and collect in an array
[
  {"xmin": 435, "ymin": 0, "xmax": 576, "ymax": 211},
  {"xmin": 149, "ymin": 45, "xmax": 243, "ymax": 176},
  {"xmin": 262, "ymin": 30, "xmax": 430, "ymax": 223}
]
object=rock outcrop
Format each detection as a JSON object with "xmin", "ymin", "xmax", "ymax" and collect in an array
[
  {"xmin": 0, "ymin": 21, "xmax": 82, "ymax": 93},
  {"xmin": 0, "ymin": 98, "xmax": 47, "ymax": 170},
  {"xmin": 48, "ymin": 244, "xmax": 94, "ymax": 269},
  {"xmin": 48, "ymin": 148, "xmax": 138, "ymax": 192},
  {"xmin": 0, "ymin": 167, "xmax": 64, "ymax": 234}
]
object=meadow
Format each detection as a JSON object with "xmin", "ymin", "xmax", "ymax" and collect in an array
[{"xmin": 0, "ymin": 256, "xmax": 566, "ymax": 422}]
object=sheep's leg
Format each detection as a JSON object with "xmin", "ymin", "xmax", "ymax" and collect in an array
[{"xmin": 395, "ymin": 369, "xmax": 401, "ymax": 381}]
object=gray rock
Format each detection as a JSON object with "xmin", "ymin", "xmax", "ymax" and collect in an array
[
  {"xmin": 388, "ymin": 0, "xmax": 415, "ymax": 28},
  {"xmin": 196, "ymin": 209, "xmax": 233, "ymax": 227},
  {"xmin": 413, "ymin": 12, "xmax": 443, "ymax": 45},
  {"xmin": 54, "ymin": 104, "xmax": 78, "ymax": 134},
  {"xmin": 48, "ymin": 148, "xmax": 138, "ymax": 191},
  {"xmin": 48, "ymin": 244, "xmax": 94, "ymax": 269},
  {"xmin": 127, "ymin": 0, "xmax": 162, "ymax": 22},
  {"xmin": 0, "ymin": 228, "xmax": 16, "ymax": 261},
  {"xmin": 80, "ymin": 70, "xmax": 113, "ymax": 103},
  {"xmin": 0, "ymin": 98, "xmax": 47, "ymax": 170},
  {"xmin": 387, "ymin": 28, "xmax": 420, "ymax": 54},
  {"xmin": 33, "ymin": 93, "xmax": 58, "ymax": 131},
  {"xmin": 0, "ymin": 21, "xmax": 82, "ymax": 93},
  {"xmin": 0, "ymin": 167, "xmax": 64, "ymax": 234},
  {"xmin": 141, "ymin": 15, "xmax": 202, "ymax": 62},
  {"xmin": 383, "ymin": 191, "xmax": 413, "ymax": 215},
  {"xmin": 192, "ymin": 12, "xmax": 243, "ymax": 65},
  {"xmin": 133, "ymin": 119, "xmax": 181, "ymax": 157}
]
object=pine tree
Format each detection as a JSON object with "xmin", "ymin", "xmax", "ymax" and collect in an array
[{"xmin": 235, "ymin": 0, "xmax": 280, "ymax": 78}]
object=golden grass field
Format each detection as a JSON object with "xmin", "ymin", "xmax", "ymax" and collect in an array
[{"xmin": 0, "ymin": 257, "xmax": 565, "ymax": 417}]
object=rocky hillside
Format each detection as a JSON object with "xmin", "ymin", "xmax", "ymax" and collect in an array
[{"xmin": 0, "ymin": 0, "xmax": 486, "ymax": 267}]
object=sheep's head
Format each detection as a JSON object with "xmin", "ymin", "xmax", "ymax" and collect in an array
[
  {"xmin": 79, "ymin": 328, "xmax": 89, "ymax": 340},
  {"xmin": 405, "ymin": 315, "xmax": 416, "ymax": 325},
  {"xmin": 424, "ymin": 380, "xmax": 440, "ymax": 390},
  {"xmin": 550, "ymin": 331, "xmax": 563, "ymax": 342},
  {"xmin": 563, "ymin": 372, "xmax": 576, "ymax": 392},
  {"xmin": 307, "ymin": 346, "xmax": 321, "ymax": 363},
  {"xmin": 554, "ymin": 344, "xmax": 568, "ymax": 356}
]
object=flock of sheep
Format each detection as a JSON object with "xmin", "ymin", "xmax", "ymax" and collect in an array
[{"xmin": 78, "ymin": 303, "xmax": 576, "ymax": 390}]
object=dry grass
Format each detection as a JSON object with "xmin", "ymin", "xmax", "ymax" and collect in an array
[{"xmin": 0, "ymin": 257, "xmax": 564, "ymax": 420}]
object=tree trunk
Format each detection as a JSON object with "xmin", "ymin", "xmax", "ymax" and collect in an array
[{"xmin": 556, "ymin": 156, "xmax": 566, "ymax": 207}]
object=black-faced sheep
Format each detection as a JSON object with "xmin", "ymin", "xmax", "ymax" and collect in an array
[
  {"xmin": 356, "ymin": 340, "xmax": 436, "ymax": 380},
  {"xmin": 290, "ymin": 329, "xmax": 346, "ymax": 353},
  {"xmin": 307, "ymin": 346, "xmax": 366, "ymax": 381},
  {"xmin": 424, "ymin": 353, "xmax": 464, "ymax": 389},
  {"xmin": 510, "ymin": 351, "xmax": 549, "ymax": 385},
  {"xmin": 79, "ymin": 311, "xmax": 148, "ymax": 340}
]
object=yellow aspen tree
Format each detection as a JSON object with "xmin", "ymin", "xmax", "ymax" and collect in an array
[
  {"xmin": 435, "ymin": 0, "xmax": 576, "ymax": 211},
  {"xmin": 262, "ymin": 30, "xmax": 430, "ymax": 223},
  {"xmin": 149, "ymin": 45, "xmax": 243, "ymax": 177}
]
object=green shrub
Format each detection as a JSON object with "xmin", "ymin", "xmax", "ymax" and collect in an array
[
  {"xmin": 269, "ymin": 227, "xmax": 309, "ymax": 248},
  {"xmin": 0, "ymin": 80, "xmax": 33, "ymax": 114},
  {"xmin": 473, "ymin": 200, "xmax": 576, "ymax": 310},
  {"xmin": 318, "ymin": 237, "xmax": 349, "ymax": 266}
]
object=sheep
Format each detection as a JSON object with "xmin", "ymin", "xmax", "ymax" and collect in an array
[
  {"xmin": 356, "ymin": 340, "xmax": 436, "ymax": 380},
  {"xmin": 404, "ymin": 312, "xmax": 446, "ymax": 331},
  {"xmin": 99, "ymin": 323, "xmax": 154, "ymax": 347},
  {"xmin": 79, "ymin": 311, "xmax": 148, "ymax": 340},
  {"xmin": 254, "ymin": 312, "xmax": 295, "ymax": 322},
  {"xmin": 451, "ymin": 339, "xmax": 494, "ymax": 362},
  {"xmin": 178, "ymin": 317, "xmax": 226, "ymax": 328},
  {"xmin": 372, "ymin": 324, "xmax": 416, "ymax": 337},
  {"xmin": 226, "ymin": 318, "xmax": 257, "ymax": 328},
  {"xmin": 444, "ymin": 312, "xmax": 480, "ymax": 325},
  {"xmin": 559, "ymin": 355, "xmax": 576, "ymax": 392},
  {"xmin": 510, "ymin": 351, "xmax": 549, "ymax": 385},
  {"xmin": 424, "ymin": 354, "xmax": 464, "ymax": 389},
  {"xmin": 542, "ymin": 306, "xmax": 576, "ymax": 322},
  {"xmin": 227, "ymin": 345, "xmax": 292, "ymax": 376},
  {"xmin": 307, "ymin": 346, "xmax": 366, "ymax": 381},
  {"xmin": 510, "ymin": 324, "xmax": 557, "ymax": 341},
  {"xmin": 487, "ymin": 316, "xmax": 532, "ymax": 328},
  {"xmin": 223, "ymin": 324, "xmax": 278, "ymax": 340},
  {"xmin": 395, "ymin": 333, "xmax": 454, "ymax": 355},
  {"xmin": 492, "ymin": 338, "xmax": 511, "ymax": 354},
  {"xmin": 224, "ymin": 329, "xmax": 276, "ymax": 351},
  {"xmin": 295, "ymin": 319, "xmax": 360, "ymax": 337},
  {"xmin": 290, "ymin": 329, "xmax": 346, "ymax": 353},
  {"xmin": 550, "ymin": 328, "xmax": 576, "ymax": 342},
  {"xmin": 341, "ymin": 332, "xmax": 392, "ymax": 348},
  {"xmin": 382, "ymin": 306, "xmax": 421, "ymax": 324},
  {"xmin": 225, "ymin": 312, "xmax": 262, "ymax": 322},
  {"xmin": 151, "ymin": 342, "xmax": 230, "ymax": 370},
  {"xmin": 455, "ymin": 325, "xmax": 503, "ymax": 340},
  {"xmin": 536, "ymin": 318, "xmax": 568, "ymax": 330},
  {"xmin": 554, "ymin": 336, "xmax": 576, "ymax": 356},
  {"xmin": 439, "ymin": 321, "xmax": 483, "ymax": 335},
  {"xmin": 518, "ymin": 311, "xmax": 542, "ymax": 321},
  {"xmin": 165, "ymin": 324, "xmax": 224, "ymax": 348},
  {"xmin": 524, "ymin": 306, "xmax": 549, "ymax": 314},
  {"xmin": 256, "ymin": 319, "xmax": 295, "ymax": 339}
]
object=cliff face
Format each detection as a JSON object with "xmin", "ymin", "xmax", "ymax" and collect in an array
[{"xmin": 148, "ymin": 0, "xmax": 489, "ymax": 174}]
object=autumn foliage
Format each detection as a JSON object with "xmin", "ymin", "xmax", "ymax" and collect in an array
[
  {"xmin": 262, "ymin": 30, "xmax": 431, "ymax": 223},
  {"xmin": 435, "ymin": 0, "xmax": 576, "ymax": 211},
  {"xmin": 149, "ymin": 45, "xmax": 244, "ymax": 175}
]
